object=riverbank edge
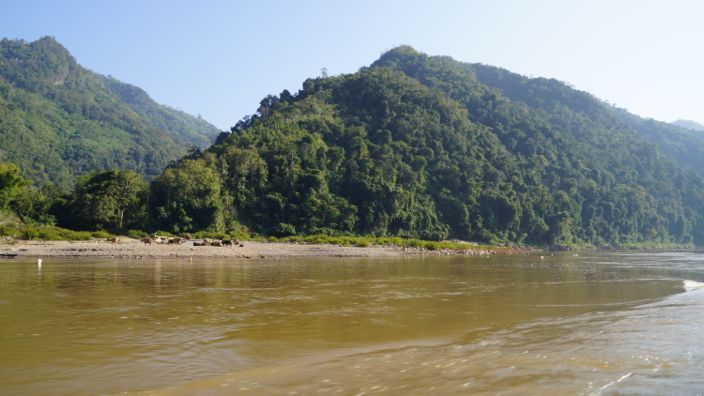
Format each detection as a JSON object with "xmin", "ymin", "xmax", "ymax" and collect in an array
[{"xmin": 0, "ymin": 238, "xmax": 537, "ymax": 260}]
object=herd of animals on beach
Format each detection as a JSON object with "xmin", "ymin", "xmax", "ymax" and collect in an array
[{"xmin": 105, "ymin": 236, "xmax": 244, "ymax": 248}]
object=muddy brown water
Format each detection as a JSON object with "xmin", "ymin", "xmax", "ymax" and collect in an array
[{"xmin": 1, "ymin": 252, "xmax": 703, "ymax": 395}]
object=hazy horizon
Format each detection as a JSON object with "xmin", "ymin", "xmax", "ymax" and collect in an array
[{"xmin": 2, "ymin": 0, "xmax": 703, "ymax": 130}]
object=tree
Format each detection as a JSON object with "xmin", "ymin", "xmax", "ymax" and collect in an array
[
  {"xmin": 149, "ymin": 159, "xmax": 224, "ymax": 233},
  {"xmin": 0, "ymin": 163, "xmax": 28, "ymax": 212},
  {"xmin": 61, "ymin": 170, "xmax": 148, "ymax": 231}
]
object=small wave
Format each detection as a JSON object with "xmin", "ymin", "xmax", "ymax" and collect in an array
[
  {"xmin": 682, "ymin": 280, "xmax": 704, "ymax": 291},
  {"xmin": 593, "ymin": 372, "xmax": 632, "ymax": 395}
]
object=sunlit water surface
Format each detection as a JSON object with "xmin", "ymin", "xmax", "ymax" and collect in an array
[{"xmin": 1, "ymin": 252, "xmax": 704, "ymax": 395}]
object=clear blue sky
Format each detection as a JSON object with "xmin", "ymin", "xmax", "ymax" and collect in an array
[{"xmin": 2, "ymin": 0, "xmax": 703, "ymax": 130}]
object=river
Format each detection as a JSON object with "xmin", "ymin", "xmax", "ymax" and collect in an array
[{"xmin": 1, "ymin": 252, "xmax": 703, "ymax": 395}]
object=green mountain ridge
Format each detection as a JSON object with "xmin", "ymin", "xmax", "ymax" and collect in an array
[
  {"xmin": 672, "ymin": 119, "xmax": 704, "ymax": 132},
  {"xmin": 454, "ymin": 58, "xmax": 704, "ymax": 176},
  {"xmin": 102, "ymin": 76, "xmax": 219, "ymax": 148},
  {"xmin": 154, "ymin": 46, "xmax": 704, "ymax": 246},
  {"xmin": 0, "ymin": 36, "xmax": 220, "ymax": 187},
  {"xmin": 610, "ymin": 110, "xmax": 704, "ymax": 176}
]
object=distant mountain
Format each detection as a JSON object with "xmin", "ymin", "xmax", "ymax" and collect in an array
[
  {"xmin": 672, "ymin": 119, "xmax": 704, "ymax": 132},
  {"xmin": 0, "ymin": 36, "xmax": 220, "ymax": 187},
  {"xmin": 102, "ymin": 76, "xmax": 219, "ymax": 148},
  {"xmin": 155, "ymin": 46, "xmax": 704, "ymax": 246}
]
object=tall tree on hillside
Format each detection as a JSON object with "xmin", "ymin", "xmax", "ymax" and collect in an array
[
  {"xmin": 0, "ymin": 163, "xmax": 28, "ymax": 212},
  {"xmin": 149, "ymin": 159, "xmax": 225, "ymax": 233},
  {"xmin": 61, "ymin": 170, "xmax": 148, "ymax": 231}
]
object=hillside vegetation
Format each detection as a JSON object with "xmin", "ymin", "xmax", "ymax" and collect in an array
[
  {"xmin": 3, "ymin": 45, "xmax": 704, "ymax": 248},
  {"xmin": 149, "ymin": 47, "xmax": 704, "ymax": 246},
  {"xmin": 462, "ymin": 60, "xmax": 704, "ymax": 176},
  {"xmin": 0, "ymin": 36, "xmax": 219, "ymax": 187},
  {"xmin": 672, "ymin": 119, "xmax": 704, "ymax": 132}
]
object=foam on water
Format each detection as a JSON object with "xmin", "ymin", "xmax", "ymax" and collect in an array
[
  {"xmin": 594, "ymin": 372, "xmax": 633, "ymax": 395},
  {"xmin": 682, "ymin": 280, "xmax": 704, "ymax": 291}
]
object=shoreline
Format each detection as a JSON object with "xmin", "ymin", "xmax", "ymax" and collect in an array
[{"xmin": 0, "ymin": 237, "xmax": 528, "ymax": 260}]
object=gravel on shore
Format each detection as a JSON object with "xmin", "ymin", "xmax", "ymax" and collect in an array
[
  {"xmin": 0, "ymin": 237, "xmax": 524, "ymax": 260},
  {"xmin": 0, "ymin": 237, "xmax": 407, "ymax": 259}
]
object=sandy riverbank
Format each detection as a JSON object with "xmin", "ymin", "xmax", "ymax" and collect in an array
[{"xmin": 0, "ymin": 237, "xmax": 515, "ymax": 260}]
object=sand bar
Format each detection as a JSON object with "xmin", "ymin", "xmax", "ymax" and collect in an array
[{"xmin": 0, "ymin": 237, "xmax": 515, "ymax": 260}]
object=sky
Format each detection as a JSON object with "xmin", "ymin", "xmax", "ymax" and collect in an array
[{"xmin": 1, "ymin": 0, "xmax": 703, "ymax": 130}]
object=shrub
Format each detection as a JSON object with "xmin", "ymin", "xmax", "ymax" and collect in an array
[
  {"xmin": 21, "ymin": 228, "xmax": 40, "ymax": 240},
  {"xmin": 272, "ymin": 223, "xmax": 297, "ymax": 237},
  {"xmin": 91, "ymin": 230, "xmax": 112, "ymax": 239},
  {"xmin": 127, "ymin": 229, "xmax": 149, "ymax": 238}
]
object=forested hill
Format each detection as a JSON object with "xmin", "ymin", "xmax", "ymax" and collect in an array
[
  {"xmin": 609, "ymin": 109, "xmax": 704, "ymax": 176},
  {"xmin": 672, "ymin": 119, "xmax": 704, "ymax": 132},
  {"xmin": 0, "ymin": 36, "xmax": 220, "ymax": 187},
  {"xmin": 456, "ymin": 59, "xmax": 704, "ymax": 176},
  {"xmin": 102, "ymin": 76, "xmax": 219, "ymax": 148},
  {"xmin": 153, "ymin": 46, "xmax": 704, "ymax": 247}
]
